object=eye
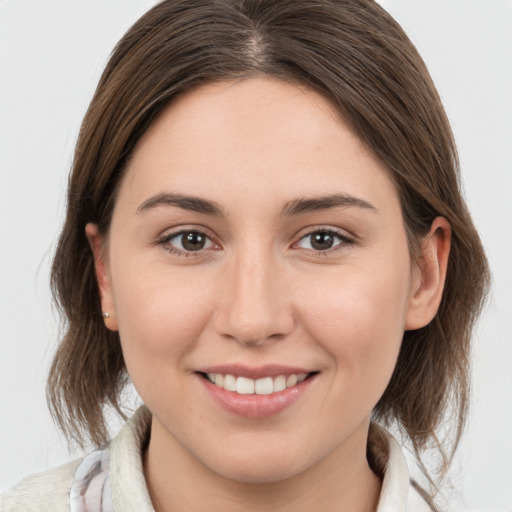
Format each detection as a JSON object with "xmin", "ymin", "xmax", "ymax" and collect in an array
[
  {"xmin": 296, "ymin": 230, "xmax": 352, "ymax": 252},
  {"xmin": 160, "ymin": 230, "xmax": 216, "ymax": 254}
]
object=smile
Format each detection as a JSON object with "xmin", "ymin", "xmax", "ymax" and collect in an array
[
  {"xmin": 198, "ymin": 367, "xmax": 317, "ymax": 418},
  {"xmin": 205, "ymin": 373, "xmax": 309, "ymax": 395}
]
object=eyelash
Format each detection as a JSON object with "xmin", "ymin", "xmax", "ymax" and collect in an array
[
  {"xmin": 157, "ymin": 228, "xmax": 354, "ymax": 257},
  {"xmin": 158, "ymin": 230, "xmax": 217, "ymax": 257},
  {"xmin": 294, "ymin": 229, "xmax": 354, "ymax": 255}
]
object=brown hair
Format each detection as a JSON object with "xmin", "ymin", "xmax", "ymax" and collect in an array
[{"xmin": 48, "ymin": 0, "xmax": 489, "ymax": 504}]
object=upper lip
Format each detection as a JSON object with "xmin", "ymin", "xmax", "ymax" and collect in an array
[{"xmin": 196, "ymin": 364, "xmax": 313, "ymax": 380}]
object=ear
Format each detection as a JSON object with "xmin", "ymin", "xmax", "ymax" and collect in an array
[
  {"xmin": 85, "ymin": 223, "xmax": 119, "ymax": 331},
  {"xmin": 405, "ymin": 217, "xmax": 451, "ymax": 331}
]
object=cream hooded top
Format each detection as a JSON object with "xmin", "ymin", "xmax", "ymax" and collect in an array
[{"xmin": 0, "ymin": 407, "xmax": 429, "ymax": 511}]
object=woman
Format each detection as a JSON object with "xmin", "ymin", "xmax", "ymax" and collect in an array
[{"xmin": 0, "ymin": 1, "xmax": 489, "ymax": 511}]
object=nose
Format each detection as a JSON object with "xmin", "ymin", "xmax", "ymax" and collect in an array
[{"xmin": 213, "ymin": 249, "xmax": 295, "ymax": 347}]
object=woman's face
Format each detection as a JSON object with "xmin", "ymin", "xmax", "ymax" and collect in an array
[{"xmin": 93, "ymin": 78, "xmax": 425, "ymax": 483}]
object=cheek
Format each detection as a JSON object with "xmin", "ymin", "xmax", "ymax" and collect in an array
[
  {"xmin": 110, "ymin": 262, "xmax": 215, "ymax": 380},
  {"xmin": 298, "ymin": 260, "xmax": 411, "ymax": 386}
]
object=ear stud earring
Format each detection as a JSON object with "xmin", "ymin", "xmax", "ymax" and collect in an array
[{"xmin": 102, "ymin": 312, "xmax": 110, "ymax": 319}]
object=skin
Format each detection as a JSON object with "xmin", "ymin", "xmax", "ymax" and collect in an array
[{"xmin": 86, "ymin": 78, "xmax": 450, "ymax": 512}]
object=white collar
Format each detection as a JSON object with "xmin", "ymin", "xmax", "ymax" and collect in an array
[
  {"xmin": 71, "ymin": 407, "xmax": 412, "ymax": 511},
  {"xmin": 376, "ymin": 428, "xmax": 410, "ymax": 512}
]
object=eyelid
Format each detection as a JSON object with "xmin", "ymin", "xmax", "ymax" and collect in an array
[
  {"xmin": 157, "ymin": 226, "xmax": 221, "ymax": 257},
  {"xmin": 155, "ymin": 224, "xmax": 355, "ymax": 258},
  {"xmin": 292, "ymin": 226, "xmax": 355, "ymax": 253}
]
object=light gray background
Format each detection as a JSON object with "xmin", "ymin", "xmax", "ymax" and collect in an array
[{"xmin": 0, "ymin": 1, "xmax": 511, "ymax": 510}]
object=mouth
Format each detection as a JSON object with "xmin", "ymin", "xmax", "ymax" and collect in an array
[
  {"xmin": 201, "ymin": 372, "xmax": 312, "ymax": 396},
  {"xmin": 196, "ymin": 364, "xmax": 318, "ymax": 418},
  {"xmin": 196, "ymin": 366, "xmax": 317, "ymax": 418}
]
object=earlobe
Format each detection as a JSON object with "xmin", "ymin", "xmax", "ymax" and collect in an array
[
  {"xmin": 404, "ymin": 217, "xmax": 451, "ymax": 331},
  {"xmin": 85, "ymin": 223, "xmax": 119, "ymax": 331}
]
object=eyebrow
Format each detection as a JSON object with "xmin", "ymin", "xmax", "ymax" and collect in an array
[
  {"xmin": 282, "ymin": 194, "xmax": 377, "ymax": 216},
  {"xmin": 136, "ymin": 192, "xmax": 376, "ymax": 217},
  {"xmin": 136, "ymin": 193, "xmax": 226, "ymax": 217}
]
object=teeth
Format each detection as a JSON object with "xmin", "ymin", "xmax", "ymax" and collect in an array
[
  {"xmin": 273, "ymin": 375, "xmax": 287, "ymax": 392},
  {"xmin": 236, "ymin": 376, "xmax": 255, "ymax": 395},
  {"xmin": 205, "ymin": 372, "xmax": 309, "ymax": 395},
  {"xmin": 286, "ymin": 374, "xmax": 298, "ymax": 387},
  {"xmin": 254, "ymin": 377, "xmax": 273, "ymax": 395},
  {"xmin": 223, "ymin": 374, "xmax": 237, "ymax": 392}
]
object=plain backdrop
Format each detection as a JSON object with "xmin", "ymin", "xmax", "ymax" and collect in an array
[{"xmin": 0, "ymin": 1, "xmax": 511, "ymax": 510}]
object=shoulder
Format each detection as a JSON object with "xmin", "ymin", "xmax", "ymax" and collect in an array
[
  {"xmin": 0, "ymin": 407, "xmax": 152, "ymax": 512},
  {"xmin": 0, "ymin": 458, "xmax": 82, "ymax": 512},
  {"xmin": 370, "ymin": 425, "xmax": 432, "ymax": 512},
  {"xmin": 406, "ymin": 483, "xmax": 432, "ymax": 512}
]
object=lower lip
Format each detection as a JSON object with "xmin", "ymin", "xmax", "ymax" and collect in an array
[{"xmin": 199, "ymin": 374, "xmax": 315, "ymax": 419}]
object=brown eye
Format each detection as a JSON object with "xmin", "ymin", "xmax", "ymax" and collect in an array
[
  {"xmin": 163, "ymin": 230, "xmax": 214, "ymax": 253},
  {"xmin": 182, "ymin": 231, "xmax": 207, "ymax": 251},
  {"xmin": 310, "ymin": 232, "xmax": 335, "ymax": 250},
  {"xmin": 297, "ymin": 230, "xmax": 351, "ymax": 252}
]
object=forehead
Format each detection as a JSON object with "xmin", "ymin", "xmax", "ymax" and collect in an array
[{"xmin": 118, "ymin": 77, "xmax": 399, "ymax": 214}]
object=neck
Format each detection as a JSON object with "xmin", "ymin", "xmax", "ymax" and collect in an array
[{"xmin": 144, "ymin": 419, "xmax": 382, "ymax": 512}]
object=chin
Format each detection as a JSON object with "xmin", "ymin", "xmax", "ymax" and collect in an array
[
  {"xmin": 200, "ymin": 442, "xmax": 317, "ymax": 485},
  {"xmin": 213, "ymin": 461, "xmax": 303, "ymax": 485}
]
